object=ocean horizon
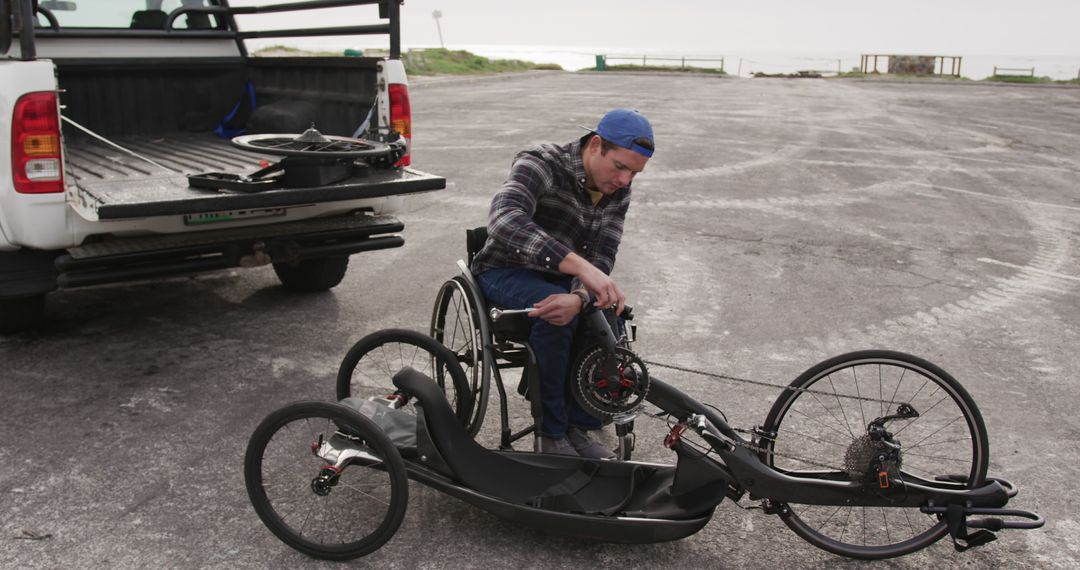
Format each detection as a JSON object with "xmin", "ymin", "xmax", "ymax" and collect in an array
[
  {"xmin": 446, "ymin": 44, "xmax": 1080, "ymax": 81},
  {"xmin": 244, "ymin": 37, "xmax": 1080, "ymax": 80}
]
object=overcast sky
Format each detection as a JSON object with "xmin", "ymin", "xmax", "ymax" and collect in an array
[{"xmin": 311, "ymin": 0, "xmax": 1080, "ymax": 56}]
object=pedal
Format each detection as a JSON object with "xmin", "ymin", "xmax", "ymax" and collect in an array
[{"xmin": 921, "ymin": 502, "xmax": 1044, "ymax": 552}]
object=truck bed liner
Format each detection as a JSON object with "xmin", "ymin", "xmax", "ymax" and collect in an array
[{"xmin": 65, "ymin": 134, "xmax": 444, "ymax": 220}]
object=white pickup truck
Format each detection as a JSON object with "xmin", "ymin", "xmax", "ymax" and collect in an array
[{"xmin": 0, "ymin": 0, "xmax": 443, "ymax": 333}]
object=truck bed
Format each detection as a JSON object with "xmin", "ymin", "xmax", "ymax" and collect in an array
[{"xmin": 65, "ymin": 133, "xmax": 444, "ymax": 220}]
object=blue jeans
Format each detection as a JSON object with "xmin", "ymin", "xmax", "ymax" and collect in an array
[{"xmin": 476, "ymin": 267, "xmax": 602, "ymax": 437}]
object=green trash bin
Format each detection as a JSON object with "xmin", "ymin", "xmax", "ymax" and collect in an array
[{"xmin": 595, "ymin": 54, "xmax": 606, "ymax": 71}]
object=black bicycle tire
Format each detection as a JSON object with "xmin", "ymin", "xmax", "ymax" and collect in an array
[
  {"xmin": 759, "ymin": 350, "xmax": 989, "ymax": 560},
  {"xmin": 244, "ymin": 401, "xmax": 408, "ymax": 560},
  {"xmin": 232, "ymin": 133, "xmax": 391, "ymax": 158},
  {"xmin": 336, "ymin": 328, "xmax": 473, "ymax": 426},
  {"xmin": 430, "ymin": 277, "xmax": 489, "ymax": 436}
]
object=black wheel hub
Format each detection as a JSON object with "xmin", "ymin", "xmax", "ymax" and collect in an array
[{"xmin": 311, "ymin": 466, "xmax": 341, "ymax": 496}]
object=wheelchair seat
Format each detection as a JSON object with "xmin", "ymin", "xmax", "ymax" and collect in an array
[{"xmin": 465, "ymin": 226, "xmax": 532, "ymax": 343}]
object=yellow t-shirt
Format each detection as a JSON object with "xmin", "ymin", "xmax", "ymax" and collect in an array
[{"xmin": 588, "ymin": 189, "xmax": 603, "ymax": 206}]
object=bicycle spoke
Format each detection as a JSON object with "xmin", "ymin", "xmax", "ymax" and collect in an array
[
  {"xmin": 825, "ymin": 374, "xmax": 858, "ymax": 439},
  {"xmin": 852, "ymin": 367, "xmax": 867, "ymax": 431},
  {"xmin": 878, "ymin": 364, "xmax": 885, "ymax": 419},
  {"xmin": 862, "ymin": 506, "xmax": 867, "ymax": 546},
  {"xmin": 787, "ymin": 405, "xmax": 855, "ymax": 441},
  {"xmin": 807, "ymin": 387, "xmax": 857, "ymax": 440},
  {"xmin": 338, "ymin": 482, "xmax": 392, "ymax": 506},
  {"xmin": 838, "ymin": 506, "xmax": 853, "ymax": 543},
  {"xmin": 903, "ymin": 435, "xmax": 973, "ymax": 451},
  {"xmin": 903, "ymin": 415, "xmax": 964, "ymax": 448}
]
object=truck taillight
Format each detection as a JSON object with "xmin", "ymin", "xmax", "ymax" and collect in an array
[
  {"xmin": 388, "ymin": 83, "xmax": 411, "ymax": 167},
  {"xmin": 12, "ymin": 92, "xmax": 64, "ymax": 194}
]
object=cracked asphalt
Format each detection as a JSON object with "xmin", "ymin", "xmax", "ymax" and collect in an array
[{"xmin": 2, "ymin": 72, "xmax": 1079, "ymax": 569}]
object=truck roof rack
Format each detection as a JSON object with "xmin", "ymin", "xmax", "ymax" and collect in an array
[{"xmin": 9, "ymin": 0, "xmax": 402, "ymax": 61}]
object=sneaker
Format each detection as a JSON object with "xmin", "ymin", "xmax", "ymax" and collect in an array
[
  {"xmin": 536, "ymin": 436, "xmax": 580, "ymax": 456},
  {"xmin": 566, "ymin": 426, "xmax": 616, "ymax": 460}
]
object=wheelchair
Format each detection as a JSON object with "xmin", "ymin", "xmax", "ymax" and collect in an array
[{"xmin": 428, "ymin": 227, "xmax": 641, "ymax": 458}]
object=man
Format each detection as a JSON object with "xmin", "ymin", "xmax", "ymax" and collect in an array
[{"xmin": 470, "ymin": 108, "xmax": 654, "ymax": 458}]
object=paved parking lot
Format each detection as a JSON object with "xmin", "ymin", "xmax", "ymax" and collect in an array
[{"xmin": 2, "ymin": 72, "xmax": 1079, "ymax": 568}]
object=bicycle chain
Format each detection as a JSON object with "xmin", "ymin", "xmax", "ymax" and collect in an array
[
  {"xmin": 695, "ymin": 418, "xmax": 844, "ymax": 473},
  {"xmin": 640, "ymin": 359, "xmax": 888, "ymax": 473},
  {"xmin": 643, "ymin": 359, "xmax": 907, "ymax": 405}
]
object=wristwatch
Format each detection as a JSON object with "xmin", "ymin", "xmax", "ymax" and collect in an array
[{"xmin": 571, "ymin": 289, "xmax": 590, "ymax": 309}]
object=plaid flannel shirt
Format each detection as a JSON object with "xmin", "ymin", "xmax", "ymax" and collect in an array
[{"xmin": 470, "ymin": 139, "xmax": 631, "ymax": 293}]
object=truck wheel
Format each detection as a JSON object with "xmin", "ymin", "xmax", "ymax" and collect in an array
[
  {"xmin": 273, "ymin": 256, "xmax": 349, "ymax": 292},
  {"xmin": 0, "ymin": 294, "xmax": 45, "ymax": 334}
]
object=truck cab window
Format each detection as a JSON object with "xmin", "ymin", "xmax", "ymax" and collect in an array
[{"xmin": 36, "ymin": 0, "xmax": 221, "ymax": 30}]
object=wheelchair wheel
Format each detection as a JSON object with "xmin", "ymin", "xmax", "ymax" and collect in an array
[
  {"xmin": 337, "ymin": 329, "xmax": 472, "ymax": 426},
  {"xmin": 759, "ymin": 350, "xmax": 989, "ymax": 560},
  {"xmin": 244, "ymin": 401, "xmax": 408, "ymax": 560},
  {"xmin": 431, "ymin": 276, "xmax": 489, "ymax": 436}
]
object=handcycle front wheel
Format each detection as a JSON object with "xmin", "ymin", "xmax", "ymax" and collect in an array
[
  {"xmin": 759, "ymin": 350, "xmax": 989, "ymax": 560},
  {"xmin": 430, "ymin": 276, "xmax": 489, "ymax": 436},
  {"xmin": 244, "ymin": 401, "xmax": 408, "ymax": 561},
  {"xmin": 336, "ymin": 328, "xmax": 473, "ymax": 426}
]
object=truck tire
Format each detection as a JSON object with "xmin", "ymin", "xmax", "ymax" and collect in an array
[
  {"xmin": 0, "ymin": 294, "xmax": 45, "ymax": 334},
  {"xmin": 273, "ymin": 256, "xmax": 349, "ymax": 292}
]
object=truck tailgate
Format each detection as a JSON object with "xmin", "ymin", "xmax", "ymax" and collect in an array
[{"xmin": 65, "ymin": 134, "xmax": 445, "ymax": 220}]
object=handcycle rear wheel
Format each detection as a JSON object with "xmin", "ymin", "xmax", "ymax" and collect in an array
[
  {"xmin": 430, "ymin": 276, "xmax": 489, "ymax": 436},
  {"xmin": 336, "ymin": 328, "xmax": 473, "ymax": 426},
  {"xmin": 244, "ymin": 401, "xmax": 408, "ymax": 560},
  {"xmin": 759, "ymin": 350, "xmax": 989, "ymax": 559}
]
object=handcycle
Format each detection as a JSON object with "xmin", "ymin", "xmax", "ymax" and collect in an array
[{"xmin": 244, "ymin": 234, "xmax": 1043, "ymax": 561}]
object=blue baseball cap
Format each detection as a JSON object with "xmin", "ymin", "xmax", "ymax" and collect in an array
[{"xmin": 585, "ymin": 108, "xmax": 655, "ymax": 158}]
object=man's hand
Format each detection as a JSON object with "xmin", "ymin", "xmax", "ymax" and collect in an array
[
  {"xmin": 558, "ymin": 253, "xmax": 625, "ymax": 315},
  {"xmin": 529, "ymin": 293, "xmax": 582, "ymax": 326}
]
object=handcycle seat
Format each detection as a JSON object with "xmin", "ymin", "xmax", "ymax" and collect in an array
[{"xmin": 393, "ymin": 366, "xmax": 649, "ymax": 513}]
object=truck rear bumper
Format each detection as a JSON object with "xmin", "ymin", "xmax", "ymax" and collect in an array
[{"xmin": 53, "ymin": 212, "xmax": 403, "ymax": 289}]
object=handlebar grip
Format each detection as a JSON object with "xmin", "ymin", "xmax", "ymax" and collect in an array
[{"xmin": 582, "ymin": 295, "xmax": 634, "ymax": 320}]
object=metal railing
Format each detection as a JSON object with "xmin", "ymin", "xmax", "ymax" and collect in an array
[
  {"xmin": 596, "ymin": 54, "xmax": 725, "ymax": 73},
  {"xmin": 992, "ymin": 66, "xmax": 1034, "ymax": 78},
  {"xmin": 860, "ymin": 54, "xmax": 962, "ymax": 77}
]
